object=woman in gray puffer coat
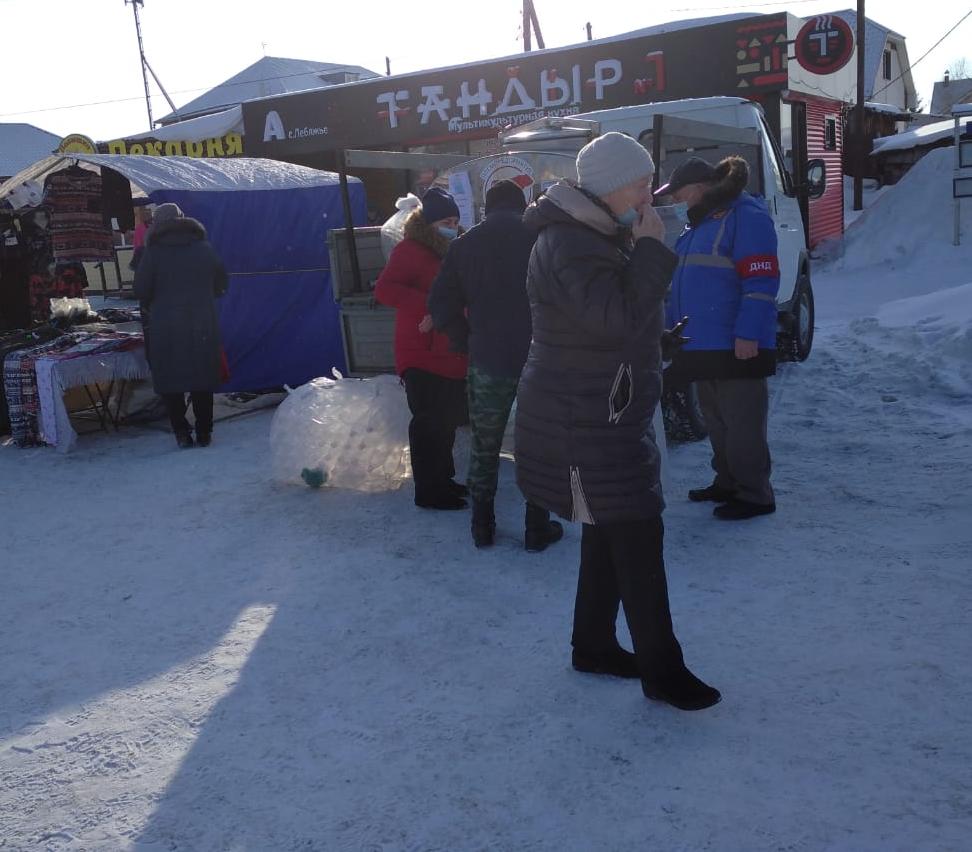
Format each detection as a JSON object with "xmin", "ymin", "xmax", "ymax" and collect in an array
[{"xmin": 515, "ymin": 132, "xmax": 720, "ymax": 711}]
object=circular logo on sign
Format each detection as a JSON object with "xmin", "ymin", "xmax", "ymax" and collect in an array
[
  {"xmin": 57, "ymin": 134, "xmax": 97, "ymax": 154},
  {"xmin": 795, "ymin": 15, "xmax": 855, "ymax": 75},
  {"xmin": 480, "ymin": 155, "xmax": 535, "ymax": 204}
]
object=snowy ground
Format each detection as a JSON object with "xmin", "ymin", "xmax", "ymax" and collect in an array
[{"xmin": 2, "ymin": 151, "xmax": 971, "ymax": 851}]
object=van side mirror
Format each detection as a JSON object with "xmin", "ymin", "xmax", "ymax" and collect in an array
[{"xmin": 806, "ymin": 159, "xmax": 826, "ymax": 199}]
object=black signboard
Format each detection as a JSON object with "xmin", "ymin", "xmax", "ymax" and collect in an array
[{"xmin": 242, "ymin": 16, "xmax": 788, "ymax": 157}]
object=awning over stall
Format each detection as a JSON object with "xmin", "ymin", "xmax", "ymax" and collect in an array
[{"xmin": 1, "ymin": 155, "xmax": 367, "ymax": 391}]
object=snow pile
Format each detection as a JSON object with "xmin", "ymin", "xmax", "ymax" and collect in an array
[
  {"xmin": 269, "ymin": 373, "xmax": 411, "ymax": 492},
  {"xmin": 849, "ymin": 282, "xmax": 972, "ymax": 400},
  {"xmin": 870, "ymin": 117, "xmax": 966, "ymax": 154},
  {"xmin": 827, "ymin": 148, "xmax": 965, "ymax": 272}
]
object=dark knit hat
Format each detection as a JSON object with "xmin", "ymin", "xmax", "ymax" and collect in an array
[
  {"xmin": 654, "ymin": 157, "xmax": 718, "ymax": 196},
  {"xmin": 485, "ymin": 179, "xmax": 527, "ymax": 214},
  {"xmin": 420, "ymin": 187, "xmax": 460, "ymax": 223}
]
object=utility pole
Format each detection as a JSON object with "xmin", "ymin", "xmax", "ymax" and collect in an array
[
  {"xmin": 126, "ymin": 0, "xmax": 154, "ymax": 129},
  {"xmin": 853, "ymin": 0, "xmax": 866, "ymax": 211},
  {"xmin": 523, "ymin": 1, "xmax": 545, "ymax": 51}
]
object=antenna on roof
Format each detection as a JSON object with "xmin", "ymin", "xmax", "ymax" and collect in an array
[{"xmin": 125, "ymin": 0, "xmax": 179, "ymax": 131}]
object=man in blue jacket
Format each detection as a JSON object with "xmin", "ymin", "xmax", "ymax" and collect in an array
[
  {"xmin": 428, "ymin": 180, "xmax": 563, "ymax": 551},
  {"xmin": 659, "ymin": 156, "xmax": 779, "ymax": 520}
]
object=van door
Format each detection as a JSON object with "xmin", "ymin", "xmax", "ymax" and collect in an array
[
  {"xmin": 757, "ymin": 113, "xmax": 805, "ymax": 306},
  {"xmin": 646, "ymin": 114, "xmax": 799, "ymax": 307}
]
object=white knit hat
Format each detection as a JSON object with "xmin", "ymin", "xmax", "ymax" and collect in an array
[{"xmin": 576, "ymin": 132, "xmax": 655, "ymax": 197}]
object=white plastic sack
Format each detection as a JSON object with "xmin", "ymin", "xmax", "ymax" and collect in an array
[
  {"xmin": 380, "ymin": 193, "xmax": 421, "ymax": 262},
  {"xmin": 269, "ymin": 373, "xmax": 411, "ymax": 493}
]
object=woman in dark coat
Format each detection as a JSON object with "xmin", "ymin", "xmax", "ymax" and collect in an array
[
  {"xmin": 515, "ymin": 133, "xmax": 720, "ymax": 711},
  {"xmin": 134, "ymin": 203, "xmax": 228, "ymax": 448},
  {"xmin": 374, "ymin": 188, "xmax": 469, "ymax": 510}
]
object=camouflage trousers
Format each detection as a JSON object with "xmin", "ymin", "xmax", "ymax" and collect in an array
[{"xmin": 466, "ymin": 364, "xmax": 519, "ymax": 502}]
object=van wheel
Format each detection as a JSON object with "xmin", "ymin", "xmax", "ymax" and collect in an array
[
  {"xmin": 789, "ymin": 275, "xmax": 814, "ymax": 362},
  {"xmin": 662, "ymin": 376, "xmax": 708, "ymax": 443}
]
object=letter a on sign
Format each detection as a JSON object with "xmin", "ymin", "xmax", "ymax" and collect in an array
[{"xmin": 264, "ymin": 111, "xmax": 286, "ymax": 142}]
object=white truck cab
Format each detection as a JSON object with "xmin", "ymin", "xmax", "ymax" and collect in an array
[{"xmin": 439, "ymin": 96, "xmax": 822, "ymax": 361}]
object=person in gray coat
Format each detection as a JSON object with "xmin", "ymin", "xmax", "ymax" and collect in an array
[
  {"xmin": 515, "ymin": 132, "xmax": 720, "ymax": 711},
  {"xmin": 134, "ymin": 202, "xmax": 228, "ymax": 448}
]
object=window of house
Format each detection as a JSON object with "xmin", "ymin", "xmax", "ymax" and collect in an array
[
  {"xmin": 883, "ymin": 50, "xmax": 892, "ymax": 80},
  {"xmin": 824, "ymin": 117, "xmax": 837, "ymax": 150}
]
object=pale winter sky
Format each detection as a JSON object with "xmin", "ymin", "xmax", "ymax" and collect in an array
[{"xmin": 1, "ymin": 0, "xmax": 969, "ymax": 140}]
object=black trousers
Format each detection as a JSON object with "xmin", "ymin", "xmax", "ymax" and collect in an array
[
  {"xmin": 402, "ymin": 368, "xmax": 467, "ymax": 501},
  {"xmin": 162, "ymin": 392, "xmax": 214, "ymax": 436},
  {"xmin": 572, "ymin": 516, "xmax": 685, "ymax": 679}
]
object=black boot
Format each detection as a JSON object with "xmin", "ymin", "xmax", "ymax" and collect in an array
[
  {"xmin": 524, "ymin": 502, "xmax": 563, "ymax": 552},
  {"xmin": 174, "ymin": 429, "xmax": 194, "ymax": 449},
  {"xmin": 471, "ymin": 498, "xmax": 496, "ymax": 548},
  {"xmin": 572, "ymin": 645, "xmax": 640, "ymax": 679},
  {"xmin": 641, "ymin": 667, "xmax": 721, "ymax": 711}
]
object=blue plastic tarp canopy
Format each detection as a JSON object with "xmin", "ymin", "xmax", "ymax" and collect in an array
[{"xmin": 9, "ymin": 154, "xmax": 366, "ymax": 392}]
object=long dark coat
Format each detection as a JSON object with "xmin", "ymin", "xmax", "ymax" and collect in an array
[
  {"xmin": 134, "ymin": 217, "xmax": 228, "ymax": 394},
  {"xmin": 514, "ymin": 182, "xmax": 677, "ymax": 525}
]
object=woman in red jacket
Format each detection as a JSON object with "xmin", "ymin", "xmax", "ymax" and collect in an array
[{"xmin": 375, "ymin": 188, "xmax": 469, "ymax": 510}]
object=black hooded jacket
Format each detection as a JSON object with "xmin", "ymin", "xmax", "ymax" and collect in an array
[
  {"xmin": 514, "ymin": 183, "xmax": 677, "ymax": 524},
  {"xmin": 427, "ymin": 202, "xmax": 536, "ymax": 379}
]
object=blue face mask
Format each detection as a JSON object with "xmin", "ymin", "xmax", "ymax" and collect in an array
[
  {"xmin": 617, "ymin": 207, "xmax": 640, "ymax": 227},
  {"xmin": 437, "ymin": 226, "xmax": 459, "ymax": 240},
  {"xmin": 672, "ymin": 202, "xmax": 690, "ymax": 224}
]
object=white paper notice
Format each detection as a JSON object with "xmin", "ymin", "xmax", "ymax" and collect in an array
[{"xmin": 447, "ymin": 171, "xmax": 476, "ymax": 230}]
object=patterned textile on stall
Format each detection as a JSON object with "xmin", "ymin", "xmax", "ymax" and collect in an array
[
  {"xmin": 0, "ymin": 326, "xmax": 63, "ymax": 434},
  {"xmin": 3, "ymin": 332, "xmax": 88, "ymax": 446},
  {"xmin": 34, "ymin": 331, "xmax": 146, "ymax": 449},
  {"xmin": 44, "ymin": 167, "xmax": 113, "ymax": 263},
  {"xmin": 27, "ymin": 265, "xmax": 87, "ymax": 324}
]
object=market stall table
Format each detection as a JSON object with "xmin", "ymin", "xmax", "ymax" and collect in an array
[{"xmin": 34, "ymin": 333, "xmax": 149, "ymax": 453}]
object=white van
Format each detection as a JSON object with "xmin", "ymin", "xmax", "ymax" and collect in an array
[{"xmin": 441, "ymin": 96, "xmax": 824, "ymax": 363}]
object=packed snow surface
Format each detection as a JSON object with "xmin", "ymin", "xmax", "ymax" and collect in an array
[{"xmin": 2, "ymin": 151, "xmax": 971, "ymax": 850}]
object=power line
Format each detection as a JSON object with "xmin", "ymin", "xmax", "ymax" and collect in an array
[
  {"xmin": 0, "ymin": 0, "xmax": 827, "ymax": 121},
  {"xmin": 871, "ymin": 7, "xmax": 972, "ymax": 101},
  {"xmin": 4, "ymin": 2, "xmax": 966, "ymax": 122}
]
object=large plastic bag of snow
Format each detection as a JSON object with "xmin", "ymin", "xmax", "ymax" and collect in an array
[
  {"xmin": 380, "ymin": 193, "xmax": 421, "ymax": 262},
  {"xmin": 270, "ymin": 373, "xmax": 411, "ymax": 493}
]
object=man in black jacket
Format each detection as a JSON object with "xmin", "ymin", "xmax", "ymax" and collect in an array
[{"xmin": 428, "ymin": 180, "xmax": 562, "ymax": 551}]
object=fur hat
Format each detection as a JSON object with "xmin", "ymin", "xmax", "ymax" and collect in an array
[
  {"xmin": 153, "ymin": 202, "xmax": 184, "ymax": 225},
  {"xmin": 420, "ymin": 187, "xmax": 460, "ymax": 224},
  {"xmin": 575, "ymin": 132, "xmax": 655, "ymax": 198}
]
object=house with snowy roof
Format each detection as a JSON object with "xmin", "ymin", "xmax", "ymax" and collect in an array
[
  {"xmin": 930, "ymin": 71, "xmax": 972, "ymax": 118},
  {"xmin": 155, "ymin": 56, "xmax": 381, "ymax": 126},
  {"xmin": 0, "ymin": 123, "xmax": 62, "ymax": 181}
]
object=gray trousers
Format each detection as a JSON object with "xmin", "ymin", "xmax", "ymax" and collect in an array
[{"xmin": 696, "ymin": 378, "xmax": 775, "ymax": 506}]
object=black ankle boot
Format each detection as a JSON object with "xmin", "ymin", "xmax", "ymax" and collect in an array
[
  {"xmin": 572, "ymin": 645, "xmax": 640, "ymax": 679},
  {"xmin": 175, "ymin": 430, "xmax": 194, "ymax": 449},
  {"xmin": 524, "ymin": 502, "xmax": 563, "ymax": 552},
  {"xmin": 471, "ymin": 498, "xmax": 496, "ymax": 548},
  {"xmin": 641, "ymin": 667, "xmax": 721, "ymax": 711}
]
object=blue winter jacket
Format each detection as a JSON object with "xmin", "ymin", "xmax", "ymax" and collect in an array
[{"xmin": 666, "ymin": 176, "xmax": 780, "ymax": 380}]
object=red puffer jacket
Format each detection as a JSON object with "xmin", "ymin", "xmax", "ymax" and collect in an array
[{"xmin": 374, "ymin": 214, "xmax": 468, "ymax": 380}]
